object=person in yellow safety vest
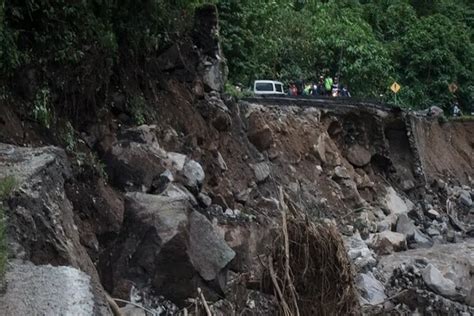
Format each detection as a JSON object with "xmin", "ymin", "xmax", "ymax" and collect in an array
[
  {"xmin": 324, "ymin": 75, "xmax": 333, "ymax": 96},
  {"xmin": 304, "ymin": 83, "xmax": 312, "ymax": 95}
]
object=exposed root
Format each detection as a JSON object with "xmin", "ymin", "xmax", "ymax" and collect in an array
[{"xmin": 263, "ymin": 187, "xmax": 360, "ymax": 315}]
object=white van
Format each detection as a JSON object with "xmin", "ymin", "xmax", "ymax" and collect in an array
[{"xmin": 253, "ymin": 80, "xmax": 285, "ymax": 95}]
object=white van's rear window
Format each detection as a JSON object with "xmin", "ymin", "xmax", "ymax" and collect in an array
[
  {"xmin": 275, "ymin": 83, "xmax": 283, "ymax": 92},
  {"xmin": 255, "ymin": 82, "xmax": 273, "ymax": 91}
]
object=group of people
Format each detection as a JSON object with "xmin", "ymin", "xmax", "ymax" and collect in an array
[{"xmin": 288, "ymin": 75, "xmax": 351, "ymax": 98}]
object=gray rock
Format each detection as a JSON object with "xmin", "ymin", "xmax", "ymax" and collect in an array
[
  {"xmin": 356, "ymin": 272, "xmax": 387, "ymax": 305},
  {"xmin": 0, "ymin": 144, "xmax": 111, "ymax": 314},
  {"xmin": 188, "ymin": 211, "xmax": 236, "ymax": 281},
  {"xmin": 181, "ymin": 159, "xmax": 205, "ymax": 191},
  {"xmin": 251, "ymin": 162, "xmax": 270, "ymax": 183},
  {"xmin": 198, "ymin": 192, "xmax": 213, "ymax": 207},
  {"xmin": 346, "ymin": 144, "xmax": 372, "ymax": 167},
  {"xmin": 427, "ymin": 227, "xmax": 441, "ymax": 237},
  {"xmin": 115, "ymin": 185, "xmax": 234, "ymax": 304},
  {"xmin": 217, "ymin": 152, "xmax": 228, "ymax": 171},
  {"xmin": 459, "ymin": 191, "xmax": 473, "ymax": 207},
  {"xmin": 401, "ymin": 179, "xmax": 415, "ymax": 191},
  {"xmin": 105, "ymin": 140, "xmax": 167, "ymax": 191},
  {"xmin": 410, "ymin": 229, "xmax": 433, "ymax": 248},
  {"xmin": 426, "ymin": 209, "xmax": 441, "ymax": 220},
  {"xmin": 333, "ymin": 166, "xmax": 351, "ymax": 179},
  {"xmin": 345, "ymin": 233, "xmax": 377, "ymax": 272},
  {"xmin": 0, "ymin": 261, "xmax": 96, "ymax": 316},
  {"xmin": 422, "ymin": 264, "xmax": 459, "ymax": 300},
  {"xmin": 370, "ymin": 231, "xmax": 407, "ymax": 255},
  {"xmin": 396, "ymin": 213, "xmax": 416, "ymax": 237}
]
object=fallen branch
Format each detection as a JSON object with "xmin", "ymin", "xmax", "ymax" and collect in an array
[{"xmin": 197, "ymin": 287, "xmax": 212, "ymax": 316}]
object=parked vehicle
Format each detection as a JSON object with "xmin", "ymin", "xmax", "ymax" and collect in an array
[{"xmin": 253, "ymin": 80, "xmax": 285, "ymax": 95}]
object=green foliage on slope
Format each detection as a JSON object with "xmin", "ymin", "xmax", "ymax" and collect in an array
[
  {"xmin": 218, "ymin": 0, "xmax": 474, "ymax": 110},
  {"xmin": 0, "ymin": 0, "xmax": 473, "ymax": 112}
]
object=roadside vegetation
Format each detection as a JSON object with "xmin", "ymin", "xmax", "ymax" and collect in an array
[
  {"xmin": 0, "ymin": 0, "xmax": 473, "ymax": 118},
  {"xmin": 0, "ymin": 176, "xmax": 15, "ymax": 278},
  {"xmin": 218, "ymin": 0, "xmax": 474, "ymax": 111}
]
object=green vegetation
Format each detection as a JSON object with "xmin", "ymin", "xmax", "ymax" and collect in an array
[
  {"xmin": 33, "ymin": 88, "xmax": 53, "ymax": 128},
  {"xmin": 0, "ymin": 176, "xmax": 16, "ymax": 277},
  {"xmin": 218, "ymin": 0, "xmax": 474, "ymax": 110},
  {"xmin": 1, "ymin": 0, "xmax": 473, "ymax": 114}
]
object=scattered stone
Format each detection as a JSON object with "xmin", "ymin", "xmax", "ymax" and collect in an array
[
  {"xmin": 198, "ymin": 192, "xmax": 212, "ymax": 207},
  {"xmin": 356, "ymin": 272, "xmax": 387, "ymax": 305},
  {"xmin": 180, "ymin": 159, "xmax": 205, "ymax": 192},
  {"xmin": 250, "ymin": 162, "xmax": 270, "ymax": 183},
  {"xmin": 422, "ymin": 264, "xmax": 459, "ymax": 300},
  {"xmin": 217, "ymin": 152, "xmax": 228, "ymax": 171},
  {"xmin": 383, "ymin": 187, "xmax": 409, "ymax": 215},
  {"xmin": 370, "ymin": 231, "xmax": 407, "ymax": 255},
  {"xmin": 459, "ymin": 191, "xmax": 473, "ymax": 207},
  {"xmin": 410, "ymin": 229, "xmax": 433, "ymax": 249},
  {"xmin": 396, "ymin": 213, "xmax": 416, "ymax": 237},
  {"xmin": 333, "ymin": 166, "xmax": 351, "ymax": 179},
  {"xmin": 345, "ymin": 233, "xmax": 377, "ymax": 272},
  {"xmin": 426, "ymin": 209, "xmax": 441, "ymax": 220}
]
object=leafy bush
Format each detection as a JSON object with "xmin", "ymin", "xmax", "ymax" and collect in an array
[{"xmin": 32, "ymin": 88, "xmax": 53, "ymax": 128}]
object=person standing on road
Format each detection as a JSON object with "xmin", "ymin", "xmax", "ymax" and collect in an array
[
  {"xmin": 311, "ymin": 81, "xmax": 319, "ymax": 96},
  {"xmin": 318, "ymin": 76, "xmax": 325, "ymax": 96},
  {"xmin": 339, "ymin": 85, "xmax": 351, "ymax": 97},
  {"xmin": 324, "ymin": 75, "xmax": 333, "ymax": 96},
  {"xmin": 452, "ymin": 102, "xmax": 462, "ymax": 117}
]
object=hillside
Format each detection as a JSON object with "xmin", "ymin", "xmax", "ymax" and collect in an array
[{"xmin": 0, "ymin": 3, "xmax": 473, "ymax": 316}]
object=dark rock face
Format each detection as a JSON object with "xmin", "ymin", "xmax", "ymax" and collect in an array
[
  {"xmin": 104, "ymin": 140, "xmax": 166, "ymax": 191},
  {"xmin": 110, "ymin": 184, "xmax": 235, "ymax": 306},
  {"xmin": 193, "ymin": 4, "xmax": 228, "ymax": 92},
  {"xmin": 0, "ymin": 143, "xmax": 111, "ymax": 315}
]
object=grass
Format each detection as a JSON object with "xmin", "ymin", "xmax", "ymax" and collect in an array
[
  {"xmin": 449, "ymin": 115, "xmax": 474, "ymax": 122},
  {"xmin": 0, "ymin": 176, "xmax": 16, "ymax": 278}
]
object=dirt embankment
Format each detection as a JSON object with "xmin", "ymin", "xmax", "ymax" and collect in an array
[{"xmin": 410, "ymin": 117, "xmax": 474, "ymax": 184}]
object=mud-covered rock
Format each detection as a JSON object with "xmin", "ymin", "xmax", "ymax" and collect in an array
[
  {"xmin": 370, "ymin": 231, "xmax": 407, "ymax": 255},
  {"xmin": 346, "ymin": 144, "xmax": 372, "ymax": 167}
]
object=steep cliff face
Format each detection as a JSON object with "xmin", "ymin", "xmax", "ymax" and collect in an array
[{"xmin": 0, "ymin": 5, "xmax": 473, "ymax": 316}]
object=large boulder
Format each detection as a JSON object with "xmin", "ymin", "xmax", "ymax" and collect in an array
[
  {"xmin": 111, "ymin": 185, "xmax": 235, "ymax": 305},
  {"xmin": 104, "ymin": 127, "xmax": 167, "ymax": 191},
  {"xmin": 369, "ymin": 231, "xmax": 407, "ymax": 255},
  {"xmin": 422, "ymin": 264, "xmax": 461, "ymax": 300},
  {"xmin": 0, "ymin": 261, "xmax": 97, "ymax": 316},
  {"xmin": 346, "ymin": 144, "xmax": 372, "ymax": 167},
  {"xmin": 356, "ymin": 272, "xmax": 387, "ymax": 305},
  {"xmin": 0, "ymin": 143, "xmax": 111, "ymax": 315}
]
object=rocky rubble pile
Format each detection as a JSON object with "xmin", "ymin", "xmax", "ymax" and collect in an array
[{"xmin": 345, "ymin": 178, "xmax": 474, "ymax": 314}]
